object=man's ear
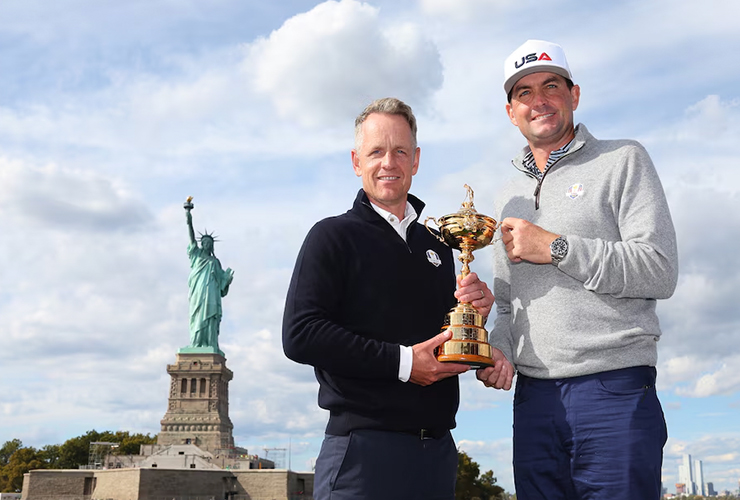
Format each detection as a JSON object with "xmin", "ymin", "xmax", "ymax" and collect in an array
[
  {"xmin": 571, "ymin": 84, "xmax": 581, "ymax": 111},
  {"xmin": 411, "ymin": 147, "xmax": 420, "ymax": 176},
  {"xmin": 506, "ymin": 103, "xmax": 518, "ymax": 126},
  {"xmin": 351, "ymin": 150, "xmax": 362, "ymax": 177}
]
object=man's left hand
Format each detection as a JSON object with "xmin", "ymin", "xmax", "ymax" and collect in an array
[
  {"xmin": 454, "ymin": 272, "xmax": 494, "ymax": 318},
  {"xmin": 476, "ymin": 348, "xmax": 514, "ymax": 390}
]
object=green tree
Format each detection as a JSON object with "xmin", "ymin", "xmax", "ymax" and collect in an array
[
  {"xmin": 0, "ymin": 439, "xmax": 25, "ymax": 492},
  {"xmin": 456, "ymin": 450, "xmax": 506, "ymax": 500},
  {"xmin": 0, "ymin": 446, "xmax": 44, "ymax": 492},
  {"xmin": 109, "ymin": 431, "xmax": 157, "ymax": 456},
  {"xmin": 456, "ymin": 450, "xmax": 482, "ymax": 499},
  {"xmin": 56, "ymin": 430, "xmax": 158, "ymax": 469},
  {"xmin": 39, "ymin": 444, "xmax": 61, "ymax": 468},
  {"xmin": 0, "ymin": 439, "xmax": 22, "ymax": 467},
  {"xmin": 57, "ymin": 430, "xmax": 105, "ymax": 469}
]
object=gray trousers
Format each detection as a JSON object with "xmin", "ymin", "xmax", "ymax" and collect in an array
[{"xmin": 314, "ymin": 429, "xmax": 457, "ymax": 500}]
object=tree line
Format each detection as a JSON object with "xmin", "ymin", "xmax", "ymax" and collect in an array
[
  {"xmin": 1, "ymin": 431, "xmax": 507, "ymax": 499},
  {"xmin": 456, "ymin": 450, "xmax": 508, "ymax": 500},
  {"xmin": 0, "ymin": 430, "xmax": 157, "ymax": 492}
]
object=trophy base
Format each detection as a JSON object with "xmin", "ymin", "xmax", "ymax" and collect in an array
[
  {"xmin": 436, "ymin": 339, "xmax": 495, "ymax": 369},
  {"xmin": 436, "ymin": 302, "xmax": 495, "ymax": 369}
]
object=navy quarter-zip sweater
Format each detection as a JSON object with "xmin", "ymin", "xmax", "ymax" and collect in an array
[{"xmin": 283, "ymin": 189, "xmax": 459, "ymax": 435}]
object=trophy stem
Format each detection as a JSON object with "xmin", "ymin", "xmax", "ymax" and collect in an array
[{"xmin": 458, "ymin": 243, "xmax": 475, "ymax": 280}]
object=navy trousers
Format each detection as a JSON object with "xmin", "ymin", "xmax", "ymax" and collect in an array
[
  {"xmin": 313, "ymin": 429, "xmax": 458, "ymax": 500},
  {"xmin": 513, "ymin": 366, "xmax": 667, "ymax": 500}
]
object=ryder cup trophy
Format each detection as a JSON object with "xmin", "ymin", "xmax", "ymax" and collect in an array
[{"xmin": 425, "ymin": 185, "xmax": 500, "ymax": 368}]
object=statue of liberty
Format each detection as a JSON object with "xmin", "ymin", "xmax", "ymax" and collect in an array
[{"xmin": 181, "ymin": 197, "xmax": 234, "ymax": 355}]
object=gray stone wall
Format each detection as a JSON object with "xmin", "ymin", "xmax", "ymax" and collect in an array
[
  {"xmin": 20, "ymin": 469, "xmax": 94, "ymax": 500},
  {"xmin": 137, "ymin": 468, "xmax": 233, "ymax": 498},
  {"xmin": 21, "ymin": 467, "xmax": 314, "ymax": 500},
  {"xmin": 89, "ymin": 469, "xmax": 141, "ymax": 500}
]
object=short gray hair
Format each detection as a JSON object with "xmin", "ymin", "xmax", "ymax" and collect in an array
[{"xmin": 354, "ymin": 97, "xmax": 418, "ymax": 151}]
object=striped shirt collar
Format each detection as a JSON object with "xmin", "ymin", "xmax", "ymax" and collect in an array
[{"xmin": 522, "ymin": 126, "xmax": 579, "ymax": 179}]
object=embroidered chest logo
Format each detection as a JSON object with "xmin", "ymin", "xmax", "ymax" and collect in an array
[
  {"xmin": 426, "ymin": 249, "xmax": 442, "ymax": 267},
  {"xmin": 565, "ymin": 183, "xmax": 584, "ymax": 200}
]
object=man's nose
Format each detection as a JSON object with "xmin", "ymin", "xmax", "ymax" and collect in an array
[
  {"xmin": 380, "ymin": 152, "xmax": 393, "ymax": 167},
  {"xmin": 532, "ymin": 89, "xmax": 549, "ymax": 107}
]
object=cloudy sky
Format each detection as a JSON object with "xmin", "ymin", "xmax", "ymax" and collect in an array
[{"xmin": 2, "ymin": 0, "xmax": 739, "ymax": 494}]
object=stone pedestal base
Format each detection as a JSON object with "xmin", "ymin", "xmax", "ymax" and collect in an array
[{"xmin": 157, "ymin": 352, "xmax": 235, "ymax": 455}]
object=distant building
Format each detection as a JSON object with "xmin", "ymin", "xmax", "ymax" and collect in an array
[
  {"xmin": 138, "ymin": 443, "xmax": 275, "ymax": 470},
  {"xmin": 694, "ymin": 458, "xmax": 705, "ymax": 496},
  {"xmin": 678, "ymin": 454, "xmax": 695, "ymax": 495},
  {"xmin": 706, "ymin": 481, "xmax": 716, "ymax": 496}
]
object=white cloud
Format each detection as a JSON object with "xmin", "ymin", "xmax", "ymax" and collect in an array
[
  {"xmin": 0, "ymin": 157, "xmax": 151, "ymax": 231},
  {"xmin": 418, "ymin": 0, "xmax": 518, "ymax": 22},
  {"xmin": 674, "ymin": 360, "xmax": 740, "ymax": 397},
  {"xmin": 247, "ymin": 0, "xmax": 443, "ymax": 128},
  {"xmin": 659, "ymin": 355, "xmax": 717, "ymax": 389},
  {"xmin": 647, "ymin": 95, "xmax": 740, "ymax": 160}
]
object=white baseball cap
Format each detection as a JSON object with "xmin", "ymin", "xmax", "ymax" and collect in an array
[{"xmin": 503, "ymin": 40, "xmax": 573, "ymax": 95}]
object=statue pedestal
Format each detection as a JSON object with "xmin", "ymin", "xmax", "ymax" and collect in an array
[
  {"xmin": 178, "ymin": 345, "xmax": 225, "ymax": 357},
  {"xmin": 157, "ymin": 352, "xmax": 235, "ymax": 454}
]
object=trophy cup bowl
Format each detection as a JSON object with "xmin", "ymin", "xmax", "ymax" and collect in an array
[{"xmin": 425, "ymin": 185, "xmax": 500, "ymax": 368}]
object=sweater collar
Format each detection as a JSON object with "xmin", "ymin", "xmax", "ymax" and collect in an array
[
  {"xmin": 512, "ymin": 123, "xmax": 591, "ymax": 174},
  {"xmin": 352, "ymin": 189, "xmax": 425, "ymax": 223}
]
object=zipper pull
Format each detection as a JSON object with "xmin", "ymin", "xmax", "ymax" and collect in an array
[{"xmin": 533, "ymin": 183, "xmax": 542, "ymax": 210}]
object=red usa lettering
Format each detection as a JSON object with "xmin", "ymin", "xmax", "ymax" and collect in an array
[{"xmin": 514, "ymin": 52, "xmax": 553, "ymax": 69}]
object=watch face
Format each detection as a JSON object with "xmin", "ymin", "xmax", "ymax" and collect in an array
[{"xmin": 551, "ymin": 237, "xmax": 568, "ymax": 259}]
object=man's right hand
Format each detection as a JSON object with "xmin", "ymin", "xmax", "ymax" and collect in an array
[
  {"xmin": 409, "ymin": 331, "xmax": 469, "ymax": 386},
  {"xmin": 501, "ymin": 217, "xmax": 557, "ymax": 264}
]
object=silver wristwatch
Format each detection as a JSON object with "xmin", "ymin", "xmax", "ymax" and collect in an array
[{"xmin": 550, "ymin": 236, "xmax": 568, "ymax": 265}]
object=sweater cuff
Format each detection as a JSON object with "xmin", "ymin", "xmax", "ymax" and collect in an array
[{"xmin": 398, "ymin": 345, "xmax": 413, "ymax": 382}]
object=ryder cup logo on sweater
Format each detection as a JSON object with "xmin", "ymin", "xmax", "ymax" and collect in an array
[
  {"xmin": 566, "ymin": 183, "xmax": 584, "ymax": 199},
  {"xmin": 426, "ymin": 249, "xmax": 442, "ymax": 267}
]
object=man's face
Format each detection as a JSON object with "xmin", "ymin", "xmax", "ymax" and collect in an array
[
  {"xmin": 351, "ymin": 112, "xmax": 419, "ymax": 218},
  {"xmin": 506, "ymin": 72, "xmax": 580, "ymax": 148}
]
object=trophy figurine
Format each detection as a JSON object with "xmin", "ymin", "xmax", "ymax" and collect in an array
[{"xmin": 425, "ymin": 185, "xmax": 500, "ymax": 368}]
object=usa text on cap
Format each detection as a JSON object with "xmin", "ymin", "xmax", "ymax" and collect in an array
[{"xmin": 503, "ymin": 39, "xmax": 573, "ymax": 95}]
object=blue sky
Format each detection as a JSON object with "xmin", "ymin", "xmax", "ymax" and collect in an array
[{"xmin": 1, "ymin": 0, "xmax": 739, "ymax": 494}]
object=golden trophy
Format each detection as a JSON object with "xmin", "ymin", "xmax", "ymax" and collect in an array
[{"xmin": 425, "ymin": 185, "xmax": 500, "ymax": 368}]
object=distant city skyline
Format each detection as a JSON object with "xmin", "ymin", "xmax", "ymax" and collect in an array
[{"xmin": 675, "ymin": 452, "xmax": 739, "ymax": 496}]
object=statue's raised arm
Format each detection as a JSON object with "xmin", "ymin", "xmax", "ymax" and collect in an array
[
  {"xmin": 184, "ymin": 196, "xmax": 196, "ymax": 245},
  {"xmin": 181, "ymin": 197, "xmax": 234, "ymax": 356}
]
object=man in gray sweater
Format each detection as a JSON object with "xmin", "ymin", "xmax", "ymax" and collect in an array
[{"xmin": 477, "ymin": 40, "xmax": 678, "ymax": 500}]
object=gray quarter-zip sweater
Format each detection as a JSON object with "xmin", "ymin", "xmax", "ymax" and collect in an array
[{"xmin": 490, "ymin": 124, "xmax": 678, "ymax": 379}]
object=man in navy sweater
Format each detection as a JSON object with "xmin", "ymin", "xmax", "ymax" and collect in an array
[{"xmin": 283, "ymin": 97, "xmax": 494, "ymax": 500}]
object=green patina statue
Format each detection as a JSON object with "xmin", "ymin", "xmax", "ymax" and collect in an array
[{"xmin": 181, "ymin": 197, "xmax": 234, "ymax": 355}]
